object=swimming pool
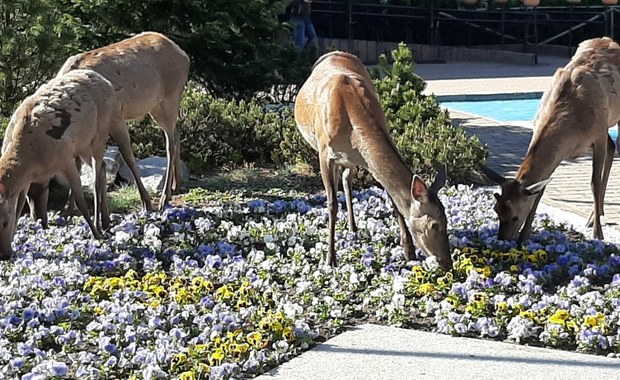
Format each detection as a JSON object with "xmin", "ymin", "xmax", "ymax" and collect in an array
[{"xmin": 441, "ymin": 98, "xmax": 619, "ymax": 141}]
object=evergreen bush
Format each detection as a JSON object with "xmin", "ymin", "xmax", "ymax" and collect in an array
[
  {"xmin": 370, "ymin": 43, "xmax": 488, "ymax": 184},
  {"xmin": 128, "ymin": 82, "xmax": 298, "ymax": 174}
]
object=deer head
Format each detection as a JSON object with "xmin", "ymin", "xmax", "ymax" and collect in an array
[
  {"xmin": 0, "ymin": 182, "xmax": 16, "ymax": 260},
  {"xmin": 408, "ymin": 165, "xmax": 451, "ymax": 270},
  {"xmin": 483, "ymin": 166, "xmax": 550, "ymax": 240}
]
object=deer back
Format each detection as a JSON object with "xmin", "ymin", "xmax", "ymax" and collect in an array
[
  {"xmin": 57, "ymin": 32, "xmax": 190, "ymax": 121},
  {"xmin": 295, "ymin": 51, "xmax": 391, "ymax": 169}
]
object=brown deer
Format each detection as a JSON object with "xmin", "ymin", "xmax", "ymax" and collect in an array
[
  {"xmin": 24, "ymin": 31, "xmax": 190, "ymax": 220},
  {"xmin": 483, "ymin": 37, "xmax": 620, "ymax": 242},
  {"xmin": 0, "ymin": 69, "xmax": 122, "ymax": 259},
  {"xmin": 294, "ymin": 51, "xmax": 452, "ymax": 270}
]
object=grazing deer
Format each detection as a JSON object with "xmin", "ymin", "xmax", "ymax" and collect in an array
[
  {"xmin": 0, "ymin": 69, "xmax": 121, "ymax": 259},
  {"xmin": 484, "ymin": 37, "xmax": 620, "ymax": 242},
  {"xmin": 294, "ymin": 51, "xmax": 452, "ymax": 270},
  {"xmin": 24, "ymin": 31, "xmax": 190, "ymax": 220}
]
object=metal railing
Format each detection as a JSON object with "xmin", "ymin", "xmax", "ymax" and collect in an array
[{"xmin": 310, "ymin": 2, "xmax": 616, "ymax": 61}]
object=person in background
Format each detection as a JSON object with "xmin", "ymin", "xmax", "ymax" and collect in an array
[{"xmin": 290, "ymin": 0, "xmax": 318, "ymax": 49}]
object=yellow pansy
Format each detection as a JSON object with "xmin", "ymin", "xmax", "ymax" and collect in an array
[
  {"xmin": 583, "ymin": 313, "xmax": 605, "ymax": 329},
  {"xmin": 479, "ymin": 266, "xmax": 492, "ymax": 278},
  {"xmin": 520, "ymin": 310, "xmax": 535, "ymax": 320},
  {"xmin": 283, "ymin": 327, "xmax": 296, "ymax": 342},
  {"xmin": 192, "ymin": 276, "xmax": 206, "ymax": 287},
  {"xmin": 172, "ymin": 353, "xmax": 187, "ymax": 366},
  {"xmin": 178, "ymin": 371, "xmax": 195, "ymax": 380},
  {"xmin": 247, "ymin": 331, "xmax": 263, "ymax": 348},
  {"xmin": 548, "ymin": 310, "xmax": 570, "ymax": 326},
  {"xmin": 496, "ymin": 302, "xmax": 508, "ymax": 313},
  {"xmin": 153, "ymin": 286, "xmax": 168, "ymax": 298},
  {"xmin": 198, "ymin": 363, "xmax": 211, "ymax": 375},
  {"xmin": 124, "ymin": 269, "xmax": 137, "ymax": 280},
  {"xmin": 215, "ymin": 285, "xmax": 233, "ymax": 300},
  {"xmin": 210, "ymin": 348, "xmax": 225, "ymax": 365},
  {"xmin": 417, "ymin": 283, "xmax": 436, "ymax": 295},
  {"xmin": 175, "ymin": 288, "xmax": 192, "ymax": 303}
]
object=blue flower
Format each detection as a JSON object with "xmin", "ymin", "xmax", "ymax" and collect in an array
[
  {"xmin": 51, "ymin": 361, "xmax": 68, "ymax": 376},
  {"xmin": 10, "ymin": 357, "xmax": 24, "ymax": 369},
  {"xmin": 98, "ymin": 337, "xmax": 117, "ymax": 354},
  {"xmin": 22, "ymin": 308, "xmax": 36, "ymax": 321}
]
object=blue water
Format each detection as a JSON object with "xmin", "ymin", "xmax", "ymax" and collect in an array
[{"xmin": 442, "ymin": 98, "xmax": 619, "ymax": 141}]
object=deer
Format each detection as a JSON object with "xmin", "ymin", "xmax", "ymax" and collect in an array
[
  {"xmin": 483, "ymin": 37, "xmax": 620, "ymax": 243},
  {"xmin": 0, "ymin": 69, "xmax": 124, "ymax": 259},
  {"xmin": 294, "ymin": 51, "xmax": 452, "ymax": 270},
  {"xmin": 23, "ymin": 31, "xmax": 190, "ymax": 222}
]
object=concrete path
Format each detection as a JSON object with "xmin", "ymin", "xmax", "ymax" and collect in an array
[{"xmin": 256, "ymin": 324, "xmax": 620, "ymax": 380}]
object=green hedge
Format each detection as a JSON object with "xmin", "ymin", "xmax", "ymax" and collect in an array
[{"xmin": 128, "ymin": 83, "xmax": 310, "ymax": 174}]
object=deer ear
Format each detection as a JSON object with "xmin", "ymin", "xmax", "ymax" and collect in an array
[
  {"xmin": 430, "ymin": 164, "xmax": 447, "ymax": 194},
  {"xmin": 523, "ymin": 178, "xmax": 551, "ymax": 196},
  {"xmin": 482, "ymin": 165, "xmax": 507, "ymax": 185},
  {"xmin": 411, "ymin": 175, "xmax": 429, "ymax": 202},
  {"xmin": 0, "ymin": 182, "xmax": 8, "ymax": 203}
]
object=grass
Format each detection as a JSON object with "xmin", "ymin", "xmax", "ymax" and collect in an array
[
  {"xmin": 182, "ymin": 162, "xmax": 323, "ymax": 206},
  {"xmin": 107, "ymin": 184, "xmax": 145, "ymax": 214}
]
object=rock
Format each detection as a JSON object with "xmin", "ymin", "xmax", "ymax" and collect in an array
[
  {"xmin": 54, "ymin": 146, "xmax": 122, "ymax": 191},
  {"xmin": 80, "ymin": 146, "xmax": 122, "ymax": 190},
  {"xmin": 118, "ymin": 156, "xmax": 190, "ymax": 193}
]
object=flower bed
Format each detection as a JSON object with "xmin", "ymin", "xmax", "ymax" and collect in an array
[{"xmin": 0, "ymin": 185, "xmax": 619, "ymax": 379}]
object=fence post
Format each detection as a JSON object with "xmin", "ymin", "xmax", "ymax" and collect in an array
[{"xmin": 347, "ymin": 0, "xmax": 353, "ymax": 53}]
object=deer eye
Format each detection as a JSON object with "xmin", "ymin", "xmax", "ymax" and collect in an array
[
  {"xmin": 2, "ymin": 221, "xmax": 7, "ymax": 229},
  {"xmin": 511, "ymin": 216, "xmax": 518, "ymax": 222}
]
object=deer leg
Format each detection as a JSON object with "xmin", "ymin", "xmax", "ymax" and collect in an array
[
  {"xmin": 172, "ymin": 128, "xmax": 183, "ymax": 193},
  {"xmin": 389, "ymin": 195, "xmax": 415, "ymax": 260},
  {"xmin": 95, "ymin": 160, "xmax": 110, "ymax": 231},
  {"xmin": 109, "ymin": 120, "xmax": 153, "ymax": 212},
  {"xmin": 62, "ymin": 158, "xmax": 82, "ymax": 218},
  {"xmin": 319, "ymin": 149, "xmax": 339, "ymax": 267},
  {"xmin": 15, "ymin": 189, "xmax": 27, "ymax": 228},
  {"xmin": 586, "ymin": 134, "xmax": 615, "ymax": 228},
  {"xmin": 24, "ymin": 183, "xmax": 49, "ymax": 227},
  {"xmin": 342, "ymin": 167, "xmax": 357, "ymax": 233},
  {"xmin": 516, "ymin": 189, "xmax": 545, "ymax": 245},
  {"xmin": 31, "ymin": 183, "xmax": 49, "ymax": 229},
  {"xmin": 150, "ymin": 96, "xmax": 183, "ymax": 210},
  {"xmin": 91, "ymin": 157, "xmax": 102, "ymax": 234},
  {"xmin": 63, "ymin": 162, "xmax": 102, "ymax": 240},
  {"xmin": 591, "ymin": 139, "xmax": 607, "ymax": 240}
]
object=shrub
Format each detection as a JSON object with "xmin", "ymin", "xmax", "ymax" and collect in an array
[
  {"xmin": 128, "ymin": 82, "xmax": 302, "ymax": 174},
  {"xmin": 370, "ymin": 43, "xmax": 488, "ymax": 184}
]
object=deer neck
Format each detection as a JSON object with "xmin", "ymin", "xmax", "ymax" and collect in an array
[
  {"xmin": 361, "ymin": 134, "xmax": 414, "ymax": 218},
  {"xmin": 515, "ymin": 135, "xmax": 563, "ymax": 186},
  {"xmin": 0, "ymin": 152, "xmax": 31, "ymax": 201}
]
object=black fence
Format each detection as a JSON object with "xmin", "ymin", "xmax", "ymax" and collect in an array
[{"xmin": 310, "ymin": 1, "xmax": 619, "ymax": 55}]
